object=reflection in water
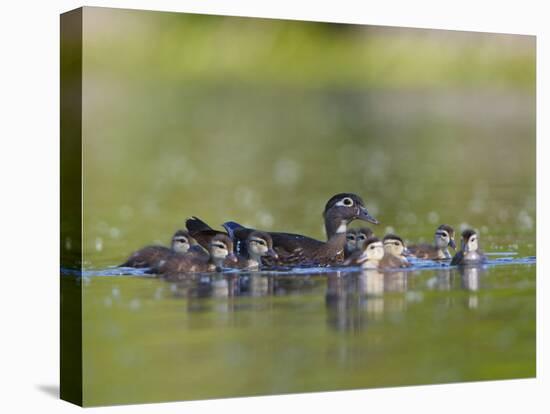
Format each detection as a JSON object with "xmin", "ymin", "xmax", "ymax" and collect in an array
[
  {"xmin": 459, "ymin": 266, "xmax": 486, "ymax": 309},
  {"xmin": 163, "ymin": 264, "xmax": 488, "ymax": 326},
  {"xmin": 325, "ymin": 270, "xmax": 409, "ymax": 332},
  {"xmin": 431, "ymin": 268, "xmax": 454, "ymax": 291},
  {"xmin": 427, "ymin": 266, "xmax": 486, "ymax": 309}
]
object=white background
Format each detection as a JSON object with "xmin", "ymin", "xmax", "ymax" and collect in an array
[{"xmin": 0, "ymin": 0, "xmax": 547, "ymax": 412}]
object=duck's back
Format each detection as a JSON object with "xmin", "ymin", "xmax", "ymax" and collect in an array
[
  {"xmin": 408, "ymin": 243, "xmax": 443, "ymax": 260},
  {"xmin": 223, "ymin": 221, "xmax": 327, "ymax": 265},
  {"xmin": 380, "ymin": 254, "xmax": 411, "ymax": 269},
  {"xmin": 121, "ymin": 245, "xmax": 172, "ymax": 268},
  {"xmin": 451, "ymin": 250, "xmax": 487, "ymax": 266},
  {"xmin": 156, "ymin": 249, "xmax": 211, "ymax": 274}
]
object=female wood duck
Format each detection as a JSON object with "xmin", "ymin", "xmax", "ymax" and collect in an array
[
  {"xmin": 451, "ymin": 229, "xmax": 487, "ymax": 266},
  {"xmin": 121, "ymin": 230, "xmax": 195, "ymax": 268},
  {"xmin": 380, "ymin": 234, "xmax": 411, "ymax": 269},
  {"xmin": 234, "ymin": 231, "xmax": 278, "ymax": 270},
  {"xmin": 344, "ymin": 237, "xmax": 385, "ymax": 269},
  {"xmin": 157, "ymin": 234, "xmax": 238, "ymax": 274},
  {"xmin": 408, "ymin": 224, "xmax": 456, "ymax": 260},
  {"xmin": 222, "ymin": 193, "xmax": 379, "ymax": 266}
]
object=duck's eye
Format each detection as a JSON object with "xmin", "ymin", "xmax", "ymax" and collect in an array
[
  {"xmin": 358, "ymin": 235, "xmax": 366, "ymax": 240},
  {"xmin": 213, "ymin": 243, "xmax": 226, "ymax": 249},
  {"xmin": 342, "ymin": 197, "xmax": 353, "ymax": 206},
  {"xmin": 346, "ymin": 235, "xmax": 355, "ymax": 240}
]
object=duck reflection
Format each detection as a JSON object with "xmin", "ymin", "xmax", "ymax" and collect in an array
[
  {"xmin": 159, "ymin": 257, "xmax": 488, "ymax": 329},
  {"xmin": 165, "ymin": 272, "xmax": 320, "ymax": 308},
  {"xmin": 426, "ymin": 265, "xmax": 485, "ymax": 309},
  {"xmin": 325, "ymin": 269, "xmax": 409, "ymax": 332},
  {"xmin": 459, "ymin": 265, "xmax": 485, "ymax": 309},
  {"xmin": 431, "ymin": 268, "xmax": 454, "ymax": 291}
]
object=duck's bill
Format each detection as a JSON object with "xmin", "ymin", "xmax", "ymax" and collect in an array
[
  {"xmin": 227, "ymin": 253, "xmax": 238, "ymax": 263},
  {"xmin": 449, "ymin": 239, "xmax": 457, "ymax": 250},
  {"xmin": 357, "ymin": 206, "xmax": 379, "ymax": 225},
  {"xmin": 267, "ymin": 248, "xmax": 279, "ymax": 259}
]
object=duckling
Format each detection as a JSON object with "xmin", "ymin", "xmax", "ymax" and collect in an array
[
  {"xmin": 235, "ymin": 231, "xmax": 278, "ymax": 270},
  {"xmin": 120, "ymin": 230, "xmax": 195, "ymax": 268},
  {"xmin": 345, "ymin": 227, "xmax": 374, "ymax": 258},
  {"xmin": 158, "ymin": 234, "xmax": 238, "ymax": 275},
  {"xmin": 344, "ymin": 229, "xmax": 358, "ymax": 258},
  {"xmin": 451, "ymin": 229, "xmax": 487, "ymax": 266},
  {"xmin": 355, "ymin": 227, "xmax": 375, "ymax": 250},
  {"xmin": 408, "ymin": 224, "xmax": 456, "ymax": 260},
  {"xmin": 380, "ymin": 234, "xmax": 411, "ymax": 269},
  {"xmin": 223, "ymin": 193, "xmax": 379, "ymax": 266},
  {"xmin": 344, "ymin": 237, "xmax": 385, "ymax": 269}
]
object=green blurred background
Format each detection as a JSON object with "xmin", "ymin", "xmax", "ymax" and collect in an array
[
  {"xmin": 78, "ymin": 7, "xmax": 535, "ymax": 406},
  {"xmin": 82, "ymin": 7, "xmax": 535, "ymax": 267}
]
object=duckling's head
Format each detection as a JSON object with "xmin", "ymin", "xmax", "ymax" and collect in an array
[
  {"xmin": 323, "ymin": 193, "xmax": 379, "ymax": 235},
  {"xmin": 247, "ymin": 231, "xmax": 278, "ymax": 259},
  {"xmin": 209, "ymin": 234, "xmax": 238, "ymax": 264},
  {"xmin": 345, "ymin": 229, "xmax": 357, "ymax": 252},
  {"xmin": 383, "ymin": 234, "xmax": 406, "ymax": 257},
  {"xmin": 356, "ymin": 227, "xmax": 374, "ymax": 250},
  {"xmin": 461, "ymin": 229, "xmax": 479, "ymax": 252},
  {"xmin": 434, "ymin": 224, "xmax": 456, "ymax": 250},
  {"xmin": 357, "ymin": 237, "xmax": 385, "ymax": 264},
  {"xmin": 171, "ymin": 230, "xmax": 193, "ymax": 253}
]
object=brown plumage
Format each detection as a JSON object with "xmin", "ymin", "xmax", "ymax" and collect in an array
[
  {"xmin": 222, "ymin": 193, "xmax": 379, "ymax": 266},
  {"xmin": 408, "ymin": 224, "xmax": 456, "ymax": 260},
  {"xmin": 380, "ymin": 234, "xmax": 411, "ymax": 269},
  {"xmin": 233, "ymin": 231, "xmax": 278, "ymax": 270},
  {"xmin": 121, "ymin": 230, "xmax": 195, "ymax": 268},
  {"xmin": 185, "ymin": 216, "xmax": 227, "ymax": 250},
  {"xmin": 157, "ymin": 234, "xmax": 237, "ymax": 276},
  {"xmin": 344, "ymin": 237, "xmax": 385, "ymax": 268}
]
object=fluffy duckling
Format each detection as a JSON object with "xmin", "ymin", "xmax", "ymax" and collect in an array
[
  {"xmin": 344, "ymin": 237, "xmax": 385, "ymax": 269},
  {"xmin": 345, "ymin": 229, "xmax": 358, "ymax": 258},
  {"xmin": 345, "ymin": 227, "xmax": 375, "ymax": 258},
  {"xmin": 408, "ymin": 224, "xmax": 456, "ymax": 260},
  {"xmin": 355, "ymin": 227, "xmax": 375, "ymax": 250},
  {"xmin": 121, "ymin": 230, "xmax": 195, "ymax": 268},
  {"xmin": 380, "ymin": 234, "xmax": 411, "ymax": 269},
  {"xmin": 235, "ymin": 231, "xmax": 278, "ymax": 270},
  {"xmin": 158, "ymin": 234, "xmax": 238, "ymax": 274},
  {"xmin": 451, "ymin": 229, "xmax": 487, "ymax": 266}
]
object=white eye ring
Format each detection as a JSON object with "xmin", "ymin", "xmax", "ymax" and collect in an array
[{"xmin": 336, "ymin": 197, "xmax": 354, "ymax": 207}]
